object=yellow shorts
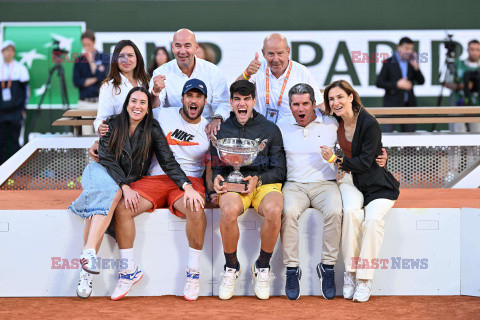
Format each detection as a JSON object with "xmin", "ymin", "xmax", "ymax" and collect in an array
[{"xmin": 219, "ymin": 183, "xmax": 283, "ymax": 213}]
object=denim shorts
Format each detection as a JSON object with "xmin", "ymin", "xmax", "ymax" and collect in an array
[{"xmin": 69, "ymin": 161, "xmax": 119, "ymax": 218}]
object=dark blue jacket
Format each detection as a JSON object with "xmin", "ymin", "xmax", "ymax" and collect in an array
[
  {"xmin": 211, "ymin": 110, "xmax": 287, "ymax": 185},
  {"xmin": 73, "ymin": 51, "xmax": 109, "ymax": 99}
]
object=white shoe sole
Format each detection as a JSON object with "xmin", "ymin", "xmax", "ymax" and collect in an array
[
  {"xmin": 111, "ymin": 273, "xmax": 144, "ymax": 301},
  {"xmin": 353, "ymin": 295, "xmax": 371, "ymax": 303},
  {"xmin": 82, "ymin": 265, "xmax": 100, "ymax": 275},
  {"xmin": 184, "ymin": 294, "xmax": 198, "ymax": 301},
  {"xmin": 76, "ymin": 289, "xmax": 91, "ymax": 299}
]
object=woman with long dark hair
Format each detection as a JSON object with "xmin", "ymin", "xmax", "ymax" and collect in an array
[
  {"xmin": 70, "ymin": 87, "xmax": 204, "ymax": 299},
  {"xmin": 320, "ymin": 80, "xmax": 400, "ymax": 303},
  {"xmin": 147, "ymin": 46, "xmax": 170, "ymax": 77},
  {"xmin": 94, "ymin": 40, "xmax": 150, "ymax": 136}
]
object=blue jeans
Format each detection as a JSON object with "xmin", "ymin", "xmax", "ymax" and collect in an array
[{"xmin": 69, "ymin": 161, "xmax": 119, "ymax": 218}]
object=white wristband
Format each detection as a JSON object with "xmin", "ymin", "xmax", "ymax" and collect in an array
[{"xmin": 151, "ymin": 89, "xmax": 160, "ymax": 97}]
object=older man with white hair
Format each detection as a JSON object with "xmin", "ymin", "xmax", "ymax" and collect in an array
[{"xmin": 237, "ymin": 33, "xmax": 323, "ymax": 124}]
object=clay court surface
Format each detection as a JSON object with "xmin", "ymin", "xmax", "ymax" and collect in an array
[
  {"xmin": 1, "ymin": 188, "xmax": 479, "ymax": 318},
  {"xmin": 0, "ymin": 296, "xmax": 478, "ymax": 319},
  {"xmin": 2, "ymin": 188, "xmax": 480, "ymax": 209}
]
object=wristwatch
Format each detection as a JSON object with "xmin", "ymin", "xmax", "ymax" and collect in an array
[
  {"xmin": 212, "ymin": 114, "xmax": 223, "ymax": 121},
  {"xmin": 151, "ymin": 88, "xmax": 160, "ymax": 97}
]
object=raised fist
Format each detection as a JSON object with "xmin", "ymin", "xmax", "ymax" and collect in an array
[{"xmin": 152, "ymin": 75, "xmax": 166, "ymax": 94}]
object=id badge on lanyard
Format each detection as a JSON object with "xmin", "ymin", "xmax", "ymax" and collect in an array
[
  {"xmin": 2, "ymin": 88, "xmax": 11, "ymax": 101},
  {"xmin": 265, "ymin": 108, "xmax": 279, "ymax": 123},
  {"xmin": 265, "ymin": 61, "xmax": 292, "ymax": 124}
]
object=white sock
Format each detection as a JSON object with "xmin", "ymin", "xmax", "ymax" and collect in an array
[
  {"xmin": 119, "ymin": 248, "xmax": 134, "ymax": 271},
  {"xmin": 187, "ymin": 247, "xmax": 202, "ymax": 270}
]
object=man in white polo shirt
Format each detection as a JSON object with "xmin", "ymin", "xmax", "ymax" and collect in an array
[
  {"xmin": 278, "ymin": 83, "xmax": 388, "ymax": 301},
  {"xmin": 237, "ymin": 33, "xmax": 323, "ymax": 124},
  {"xmin": 277, "ymin": 83, "xmax": 341, "ymax": 301},
  {"xmin": 150, "ymin": 28, "xmax": 231, "ymax": 133}
]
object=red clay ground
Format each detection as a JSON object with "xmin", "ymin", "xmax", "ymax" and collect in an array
[
  {"xmin": 2, "ymin": 188, "xmax": 480, "ymax": 209},
  {"xmin": 0, "ymin": 296, "xmax": 479, "ymax": 320},
  {"xmin": 1, "ymin": 189, "xmax": 479, "ymax": 319}
]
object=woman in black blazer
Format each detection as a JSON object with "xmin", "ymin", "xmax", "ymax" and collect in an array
[{"xmin": 320, "ymin": 80, "xmax": 400, "ymax": 303}]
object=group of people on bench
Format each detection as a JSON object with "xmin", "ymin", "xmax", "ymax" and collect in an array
[{"xmin": 69, "ymin": 29, "xmax": 399, "ymax": 302}]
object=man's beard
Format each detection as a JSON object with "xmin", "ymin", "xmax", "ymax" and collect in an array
[{"xmin": 182, "ymin": 104, "xmax": 204, "ymax": 121}]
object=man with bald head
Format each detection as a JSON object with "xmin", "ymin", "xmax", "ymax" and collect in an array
[
  {"xmin": 237, "ymin": 33, "xmax": 323, "ymax": 124},
  {"xmin": 150, "ymin": 29, "xmax": 231, "ymax": 131}
]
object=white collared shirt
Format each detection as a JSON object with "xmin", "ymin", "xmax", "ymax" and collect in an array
[
  {"xmin": 149, "ymin": 57, "xmax": 231, "ymax": 122},
  {"xmin": 94, "ymin": 73, "xmax": 141, "ymax": 133},
  {"xmin": 149, "ymin": 108, "xmax": 209, "ymax": 178},
  {"xmin": 277, "ymin": 114, "xmax": 338, "ymax": 183},
  {"xmin": 0, "ymin": 60, "xmax": 29, "ymax": 82},
  {"xmin": 250, "ymin": 60, "xmax": 323, "ymax": 122}
]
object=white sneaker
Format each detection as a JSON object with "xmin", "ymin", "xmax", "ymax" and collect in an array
[
  {"xmin": 80, "ymin": 248, "xmax": 100, "ymax": 274},
  {"xmin": 76, "ymin": 269, "xmax": 93, "ymax": 299},
  {"xmin": 251, "ymin": 263, "xmax": 271, "ymax": 300},
  {"xmin": 111, "ymin": 266, "xmax": 144, "ymax": 301},
  {"xmin": 343, "ymin": 272, "xmax": 356, "ymax": 300},
  {"xmin": 219, "ymin": 266, "xmax": 241, "ymax": 300},
  {"xmin": 184, "ymin": 268, "xmax": 200, "ymax": 301},
  {"xmin": 353, "ymin": 279, "xmax": 373, "ymax": 302}
]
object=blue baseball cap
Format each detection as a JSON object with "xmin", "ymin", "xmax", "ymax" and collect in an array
[{"xmin": 182, "ymin": 78, "xmax": 207, "ymax": 97}]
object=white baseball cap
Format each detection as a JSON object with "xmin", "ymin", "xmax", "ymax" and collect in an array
[{"xmin": 1, "ymin": 40, "xmax": 16, "ymax": 51}]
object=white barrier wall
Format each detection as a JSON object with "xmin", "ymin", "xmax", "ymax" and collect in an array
[
  {"xmin": 461, "ymin": 208, "xmax": 480, "ymax": 297},
  {"xmin": 1, "ymin": 207, "xmax": 477, "ymax": 297}
]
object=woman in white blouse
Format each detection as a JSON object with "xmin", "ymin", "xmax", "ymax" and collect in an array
[{"xmin": 94, "ymin": 40, "xmax": 150, "ymax": 135}]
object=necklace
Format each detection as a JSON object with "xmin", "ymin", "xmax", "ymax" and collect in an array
[{"xmin": 179, "ymin": 109, "xmax": 206, "ymax": 143}]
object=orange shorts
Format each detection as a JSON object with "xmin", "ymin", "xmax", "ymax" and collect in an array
[{"xmin": 130, "ymin": 175, "xmax": 205, "ymax": 218}]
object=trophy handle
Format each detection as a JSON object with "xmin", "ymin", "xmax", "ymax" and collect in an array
[{"xmin": 258, "ymin": 139, "xmax": 268, "ymax": 152}]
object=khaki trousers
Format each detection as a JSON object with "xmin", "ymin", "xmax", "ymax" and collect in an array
[
  {"xmin": 281, "ymin": 180, "xmax": 342, "ymax": 267},
  {"xmin": 338, "ymin": 173, "xmax": 395, "ymax": 279}
]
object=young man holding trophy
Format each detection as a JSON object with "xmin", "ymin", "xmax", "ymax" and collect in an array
[{"xmin": 211, "ymin": 80, "xmax": 287, "ymax": 300}]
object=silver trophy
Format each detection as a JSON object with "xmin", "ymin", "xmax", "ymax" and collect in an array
[{"xmin": 211, "ymin": 137, "xmax": 268, "ymax": 192}]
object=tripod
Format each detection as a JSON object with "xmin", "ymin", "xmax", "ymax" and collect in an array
[
  {"xmin": 432, "ymin": 37, "xmax": 457, "ymax": 132},
  {"xmin": 27, "ymin": 53, "xmax": 70, "ymax": 142}
]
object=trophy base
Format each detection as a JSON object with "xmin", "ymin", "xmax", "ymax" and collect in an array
[{"xmin": 220, "ymin": 180, "xmax": 248, "ymax": 192}]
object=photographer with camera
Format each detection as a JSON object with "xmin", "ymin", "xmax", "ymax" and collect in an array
[{"xmin": 448, "ymin": 39, "xmax": 480, "ymax": 132}]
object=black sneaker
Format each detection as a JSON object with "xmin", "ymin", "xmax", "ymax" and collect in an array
[
  {"xmin": 285, "ymin": 267, "xmax": 301, "ymax": 300},
  {"xmin": 316, "ymin": 263, "xmax": 336, "ymax": 299}
]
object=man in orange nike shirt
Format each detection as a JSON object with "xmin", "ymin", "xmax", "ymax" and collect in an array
[{"xmin": 111, "ymin": 79, "xmax": 210, "ymax": 301}]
